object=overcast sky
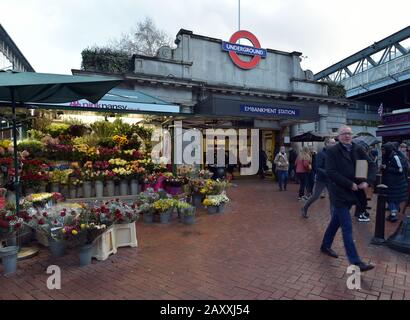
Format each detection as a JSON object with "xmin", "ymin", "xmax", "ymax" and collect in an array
[{"xmin": 1, "ymin": 0, "xmax": 409, "ymax": 75}]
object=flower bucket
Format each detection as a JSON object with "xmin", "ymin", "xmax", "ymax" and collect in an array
[
  {"xmin": 166, "ymin": 186, "xmax": 182, "ymax": 196},
  {"xmin": 95, "ymin": 181, "xmax": 104, "ymax": 198},
  {"xmin": 79, "ymin": 244, "xmax": 93, "ymax": 266},
  {"xmin": 83, "ymin": 181, "xmax": 92, "ymax": 198},
  {"xmin": 0, "ymin": 246, "xmax": 18, "ymax": 275},
  {"xmin": 120, "ymin": 180, "xmax": 129, "ymax": 196},
  {"xmin": 207, "ymin": 206, "xmax": 219, "ymax": 215},
  {"xmin": 160, "ymin": 210, "xmax": 172, "ymax": 224},
  {"xmin": 51, "ymin": 183, "xmax": 60, "ymax": 193},
  {"xmin": 6, "ymin": 191, "xmax": 15, "ymax": 204},
  {"xmin": 6, "ymin": 234, "xmax": 17, "ymax": 247},
  {"xmin": 143, "ymin": 212, "xmax": 154, "ymax": 224},
  {"xmin": 183, "ymin": 214, "xmax": 195, "ymax": 225},
  {"xmin": 69, "ymin": 187, "xmax": 77, "ymax": 199},
  {"xmin": 106, "ymin": 180, "xmax": 115, "ymax": 197},
  {"xmin": 192, "ymin": 194, "xmax": 203, "ymax": 208},
  {"xmin": 130, "ymin": 179, "xmax": 140, "ymax": 195},
  {"xmin": 218, "ymin": 203, "xmax": 225, "ymax": 213},
  {"xmin": 49, "ymin": 240, "xmax": 66, "ymax": 258}
]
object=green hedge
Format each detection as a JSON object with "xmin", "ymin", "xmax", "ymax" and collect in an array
[{"xmin": 81, "ymin": 48, "xmax": 132, "ymax": 73}]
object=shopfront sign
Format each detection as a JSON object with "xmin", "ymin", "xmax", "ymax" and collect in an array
[
  {"xmin": 222, "ymin": 30, "xmax": 266, "ymax": 70},
  {"xmin": 240, "ymin": 104, "xmax": 300, "ymax": 117}
]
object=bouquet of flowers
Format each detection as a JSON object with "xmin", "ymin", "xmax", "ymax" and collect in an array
[
  {"xmin": 109, "ymin": 158, "xmax": 128, "ymax": 167},
  {"xmin": 199, "ymin": 179, "xmax": 229, "ymax": 195},
  {"xmin": 93, "ymin": 200, "xmax": 140, "ymax": 224},
  {"xmin": 0, "ymin": 208, "xmax": 23, "ymax": 240},
  {"xmin": 202, "ymin": 194, "xmax": 229, "ymax": 207},
  {"xmin": 152, "ymin": 198, "xmax": 175, "ymax": 214}
]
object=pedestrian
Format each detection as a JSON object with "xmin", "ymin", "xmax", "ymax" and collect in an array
[
  {"xmin": 295, "ymin": 147, "xmax": 312, "ymax": 200},
  {"xmin": 306, "ymin": 146, "xmax": 317, "ymax": 195},
  {"xmin": 399, "ymin": 142, "xmax": 409, "ymax": 160},
  {"xmin": 320, "ymin": 125, "xmax": 376, "ymax": 272},
  {"xmin": 274, "ymin": 146, "xmax": 289, "ymax": 191},
  {"xmin": 301, "ymin": 137, "xmax": 336, "ymax": 218},
  {"xmin": 258, "ymin": 149, "xmax": 268, "ymax": 179},
  {"xmin": 288, "ymin": 147, "xmax": 297, "ymax": 182},
  {"xmin": 381, "ymin": 142, "xmax": 408, "ymax": 222}
]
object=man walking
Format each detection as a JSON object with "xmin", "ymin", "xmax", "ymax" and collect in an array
[
  {"xmin": 320, "ymin": 126, "xmax": 376, "ymax": 272},
  {"xmin": 301, "ymin": 137, "xmax": 336, "ymax": 218}
]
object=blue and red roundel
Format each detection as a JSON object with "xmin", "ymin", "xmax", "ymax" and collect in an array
[{"xmin": 222, "ymin": 30, "xmax": 266, "ymax": 70}]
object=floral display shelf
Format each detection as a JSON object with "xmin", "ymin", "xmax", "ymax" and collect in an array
[
  {"xmin": 64, "ymin": 195, "xmax": 138, "ymax": 206},
  {"xmin": 92, "ymin": 227, "xmax": 117, "ymax": 261}
]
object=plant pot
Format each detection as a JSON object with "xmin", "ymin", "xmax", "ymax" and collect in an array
[
  {"xmin": 79, "ymin": 244, "xmax": 93, "ymax": 266},
  {"xmin": 0, "ymin": 246, "xmax": 18, "ymax": 275},
  {"xmin": 130, "ymin": 179, "xmax": 140, "ymax": 195},
  {"xmin": 192, "ymin": 194, "xmax": 203, "ymax": 208},
  {"xmin": 51, "ymin": 182, "xmax": 60, "ymax": 193},
  {"xmin": 6, "ymin": 234, "xmax": 17, "ymax": 247},
  {"xmin": 60, "ymin": 185, "xmax": 69, "ymax": 199},
  {"xmin": 83, "ymin": 181, "xmax": 92, "ymax": 198},
  {"xmin": 218, "ymin": 203, "xmax": 225, "ymax": 213},
  {"xmin": 183, "ymin": 214, "xmax": 195, "ymax": 225},
  {"xmin": 69, "ymin": 187, "xmax": 77, "ymax": 199},
  {"xmin": 76, "ymin": 186, "xmax": 83, "ymax": 198},
  {"xmin": 143, "ymin": 212, "xmax": 154, "ymax": 224},
  {"xmin": 106, "ymin": 180, "xmax": 115, "ymax": 197},
  {"xmin": 160, "ymin": 210, "xmax": 172, "ymax": 224},
  {"xmin": 207, "ymin": 206, "xmax": 219, "ymax": 215},
  {"xmin": 120, "ymin": 180, "xmax": 129, "ymax": 196},
  {"xmin": 95, "ymin": 181, "xmax": 104, "ymax": 198},
  {"xmin": 49, "ymin": 240, "xmax": 66, "ymax": 258},
  {"xmin": 92, "ymin": 228, "xmax": 116, "ymax": 261},
  {"xmin": 6, "ymin": 190, "xmax": 15, "ymax": 204}
]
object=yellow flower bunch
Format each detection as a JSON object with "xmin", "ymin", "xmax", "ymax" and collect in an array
[
  {"xmin": 73, "ymin": 143, "xmax": 89, "ymax": 154},
  {"xmin": 113, "ymin": 135, "xmax": 128, "ymax": 147},
  {"xmin": 123, "ymin": 149, "xmax": 136, "ymax": 155},
  {"xmin": 112, "ymin": 167, "xmax": 132, "ymax": 177},
  {"xmin": 109, "ymin": 158, "xmax": 128, "ymax": 167},
  {"xmin": 153, "ymin": 199, "xmax": 175, "ymax": 212},
  {"xmin": 202, "ymin": 198, "xmax": 216, "ymax": 207},
  {"xmin": 0, "ymin": 139, "xmax": 12, "ymax": 149}
]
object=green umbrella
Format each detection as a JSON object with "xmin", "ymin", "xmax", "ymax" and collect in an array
[{"xmin": 0, "ymin": 70, "xmax": 122, "ymax": 211}]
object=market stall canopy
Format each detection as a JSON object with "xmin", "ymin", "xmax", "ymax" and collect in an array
[
  {"xmin": 290, "ymin": 131, "xmax": 325, "ymax": 142},
  {"xmin": 32, "ymin": 88, "xmax": 180, "ymax": 114},
  {"xmin": 0, "ymin": 70, "xmax": 122, "ymax": 104}
]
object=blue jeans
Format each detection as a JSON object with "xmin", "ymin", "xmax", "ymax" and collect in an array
[
  {"xmin": 388, "ymin": 202, "xmax": 400, "ymax": 214},
  {"xmin": 322, "ymin": 206, "xmax": 361, "ymax": 265},
  {"xmin": 277, "ymin": 170, "xmax": 288, "ymax": 189}
]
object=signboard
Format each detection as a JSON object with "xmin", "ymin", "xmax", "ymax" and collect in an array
[
  {"xmin": 240, "ymin": 104, "xmax": 300, "ymax": 117},
  {"xmin": 222, "ymin": 30, "xmax": 266, "ymax": 70},
  {"xmin": 33, "ymin": 99, "xmax": 180, "ymax": 113}
]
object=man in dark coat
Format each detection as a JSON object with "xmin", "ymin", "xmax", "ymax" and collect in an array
[{"xmin": 320, "ymin": 126, "xmax": 376, "ymax": 272}]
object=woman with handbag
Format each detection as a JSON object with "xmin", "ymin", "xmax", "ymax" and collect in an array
[{"xmin": 295, "ymin": 147, "xmax": 312, "ymax": 200}]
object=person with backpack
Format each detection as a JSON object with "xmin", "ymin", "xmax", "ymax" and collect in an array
[{"xmin": 381, "ymin": 142, "xmax": 408, "ymax": 222}]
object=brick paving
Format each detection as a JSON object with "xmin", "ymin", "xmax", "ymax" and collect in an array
[{"xmin": 1, "ymin": 178, "xmax": 410, "ymax": 300}]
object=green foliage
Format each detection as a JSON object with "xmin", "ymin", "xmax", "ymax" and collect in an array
[
  {"xmin": 112, "ymin": 118, "xmax": 133, "ymax": 137},
  {"xmin": 31, "ymin": 117, "xmax": 52, "ymax": 132},
  {"xmin": 98, "ymin": 137, "xmax": 116, "ymax": 148},
  {"xmin": 81, "ymin": 47, "xmax": 132, "ymax": 73},
  {"xmin": 45, "ymin": 123, "xmax": 70, "ymax": 138},
  {"xmin": 27, "ymin": 129, "xmax": 46, "ymax": 141},
  {"xmin": 17, "ymin": 139, "xmax": 44, "ymax": 155},
  {"xmin": 90, "ymin": 120, "xmax": 115, "ymax": 138},
  {"xmin": 324, "ymin": 81, "xmax": 346, "ymax": 98}
]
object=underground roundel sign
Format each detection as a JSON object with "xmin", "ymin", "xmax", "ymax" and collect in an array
[{"xmin": 222, "ymin": 30, "xmax": 266, "ymax": 70}]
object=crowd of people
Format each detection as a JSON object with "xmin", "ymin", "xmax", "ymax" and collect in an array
[{"xmin": 266, "ymin": 125, "xmax": 409, "ymax": 272}]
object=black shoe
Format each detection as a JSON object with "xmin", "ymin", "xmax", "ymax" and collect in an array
[
  {"xmin": 301, "ymin": 207, "xmax": 308, "ymax": 219},
  {"xmin": 354, "ymin": 262, "xmax": 375, "ymax": 272},
  {"xmin": 386, "ymin": 214, "xmax": 398, "ymax": 222},
  {"xmin": 320, "ymin": 246, "xmax": 338, "ymax": 258}
]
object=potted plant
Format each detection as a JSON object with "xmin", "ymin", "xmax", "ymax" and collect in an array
[
  {"xmin": 175, "ymin": 201, "xmax": 196, "ymax": 225},
  {"xmin": 135, "ymin": 188, "xmax": 159, "ymax": 224},
  {"xmin": 153, "ymin": 198, "xmax": 175, "ymax": 224},
  {"xmin": 0, "ymin": 208, "xmax": 23, "ymax": 274}
]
